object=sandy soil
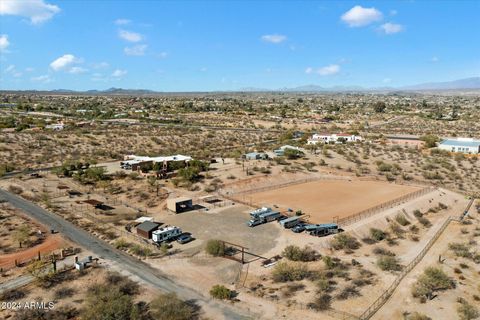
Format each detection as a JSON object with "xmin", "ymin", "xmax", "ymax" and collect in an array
[{"xmin": 245, "ymin": 180, "xmax": 420, "ymax": 223}]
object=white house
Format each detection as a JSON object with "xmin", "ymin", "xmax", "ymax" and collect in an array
[
  {"xmin": 438, "ymin": 138, "xmax": 480, "ymax": 154},
  {"xmin": 307, "ymin": 133, "xmax": 362, "ymax": 145}
]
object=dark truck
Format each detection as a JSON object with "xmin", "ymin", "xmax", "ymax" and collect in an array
[{"xmin": 308, "ymin": 223, "xmax": 340, "ymax": 237}]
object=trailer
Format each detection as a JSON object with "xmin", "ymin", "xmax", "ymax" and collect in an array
[
  {"xmin": 309, "ymin": 223, "xmax": 340, "ymax": 237},
  {"xmin": 247, "ymin": 210, "xmax": 281, "ymax": 227},
  {"xmin": 152, "ymin": 226, "xmax": 182, "ymax": 243},
  {"xmin": 250, "ymin": 207, "xmax": 272, "ymax": 219},
  {"xmin": 279, "ymin": 216, "xmax": 302, "ymax": 229}
]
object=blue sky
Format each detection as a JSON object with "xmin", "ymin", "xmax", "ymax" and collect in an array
[{"xmin": 1, "ymin": 0, "xmax": 479, "ymax": 91}]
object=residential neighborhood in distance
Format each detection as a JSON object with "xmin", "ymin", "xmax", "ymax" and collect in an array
[{"xmin": 0, "ymin": 1, "xmax": 479, "ymax": 320}]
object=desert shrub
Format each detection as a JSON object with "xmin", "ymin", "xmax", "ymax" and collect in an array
[
  {"xmin": 209, "ymin": 285, "xmax": 234, "ymax": 300},
  {"xmin": 411, "ymin": 267, "xmax": 455, "ymax": 300},
  {"xmin": 8, "ymin": 185, "xmax": 24, "ymax": 194},
  {"xmin": 413, "ymin": 210, "xmax": 423, "ymax": 218},
  {"xmin": 308, "ymin": 293, "xmax": 332, "ymax": 311},
  {"xmin": 114, "ymin": 238, "xmax": 131, "ymax": 250},
  {"xmin": 407, "ymin": 312, "xmax": 432, "ymax": 320},
  {"xmin": 105, "ymin": 272, "xmax": 139, "ymax": 295},
  {"xmin": 449, "ymin": 243, "xmax": 473, "ymax": 259},
  {"xmin": 54, "ymin": 287, "xmax": 75, "ymax": 300},
  {"xmin": 272, "ymin": 262, "xmax": 309, "ymax": 282},
  {"xmin": 205, "ymin": 239, "xmax": 224, "ymax": 256},
  {"xmin": 81, "ymin": 284, "xmax": 139, "ymax": 320},
  {"xmin": 336, "ymin": 285, "xmax": 360, "ymax": 300},
  {"xmin": 370, "ymin": 228, "xmax": 387, "ymax": 242},
  {"xmin": 418, "ymin": 217, "xmax": 432, "ymax": 227},
  {"xmin": 316, "ymin": 279, "xmax": 335, "ymax": 293},
  {"xmin": 457, "ymin": 299, "xmax": 479, "ymax": 320},
  {"xmin": 130, "ymin": 244, "xmax": 152, "ymax": 257},
  {"xmin": 377, "ymin": 256, "xmax": 402, "ymax": 271},
  {"xmin": 330, "ymin": 233, "xmax": 360, "ymax": 250},
  {"xmin": 1, "ymin": 288, "xmax": 25, "ymax": 300},
  {"xmin": 373, "ymin": 247, "xmax": 396, "ymax": 256},
  {"xmin": 149, "ymin": 292, "xmax": 196, "ymax": 320},
  {"xmin": 282, "ymin": 245, "xmax": 319, "ymax": 262},
  {"xmin": 395, "ymin": 213, "xmax": 410, "ymax": 226}
]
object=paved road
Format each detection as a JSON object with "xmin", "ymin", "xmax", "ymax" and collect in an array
[{"xmin": 0, "ymin": 188, "xmax": 252, "ymax": 320}]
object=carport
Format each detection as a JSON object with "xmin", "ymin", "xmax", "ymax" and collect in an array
[{"xmin": 167, "ymin": 197, "xmax": 193, "ymax": 213}]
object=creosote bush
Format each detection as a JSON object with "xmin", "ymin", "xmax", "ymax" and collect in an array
[
  {"xmin": 210, "ymin": 285, "xmax": 234, "ymax": 300},
  {"xmin": 205, "ymin": 239, "xmax": 224, "ymax": 256},
  {"xmin": 282, "ymin": 245, "xmax": 319, "ymax": 262},
  {"xmin": 330, "ymin": 233, "xmax": 360, "ymax": 251}
]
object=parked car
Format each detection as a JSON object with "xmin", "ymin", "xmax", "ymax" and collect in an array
[{"xmin": 176, "ymin": 233, "xmax": 193, "ymax": 244}]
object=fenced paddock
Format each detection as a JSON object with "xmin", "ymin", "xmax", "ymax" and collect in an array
[{"xmin": 228, "ymin": 179, "xmax": 423, "ymax": 224}]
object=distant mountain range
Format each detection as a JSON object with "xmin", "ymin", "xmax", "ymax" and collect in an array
[
  {"xmin": 241, "ymin": 77, "xmax": 480, "ymax": 92},
  {"xmin": 2, "ymin": 77, "xmax": 479, "ymax": 95}
]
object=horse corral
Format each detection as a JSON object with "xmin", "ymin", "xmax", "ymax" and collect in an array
[{"xmin": 239, "ymin": 179, "xmax": 422, "ymax": 223}]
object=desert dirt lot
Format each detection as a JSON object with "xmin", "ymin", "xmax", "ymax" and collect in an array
[{"xmin": 244, "ymin": 180, "xmax": 421, "ymax": 223}]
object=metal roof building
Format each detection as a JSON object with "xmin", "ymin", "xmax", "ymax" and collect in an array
[{"xmin": 438, "ymin": 138, "xmax": 480, "ymax": 154}]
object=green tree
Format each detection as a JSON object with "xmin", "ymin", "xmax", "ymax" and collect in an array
[
  {"xmin": 13, "ymin": 225, "xmax": 31, "ymax": 248},
  {"xmin": 420, "ymin": 135, "xmax": 440, "ymax": 148},
  {"xmin": 373, "ymin": 101, "xmax": 386, "ymax": 113}
]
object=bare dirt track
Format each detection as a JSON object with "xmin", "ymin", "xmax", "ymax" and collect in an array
[
  {"xmin": 0, "ymin": 234, "xmax": 64, "ymax": 269},
  {"xmin": 246, "ymin": 180, "xmax": 421, "ymax": 223}
]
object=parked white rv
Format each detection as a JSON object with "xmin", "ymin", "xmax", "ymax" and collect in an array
[{"xmin": 152, "ymin": 226, "xmax": 182, "ymax": 243}]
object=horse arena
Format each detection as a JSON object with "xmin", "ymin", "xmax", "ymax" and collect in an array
[{"xmin": 235, "ymin": 179, "xmax": 422, "ymax": 223}]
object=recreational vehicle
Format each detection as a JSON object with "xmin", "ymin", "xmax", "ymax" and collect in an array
[
  {"xmin": 152, "ymin": 226, "xmax": 182, "ymax": 243},
  {"xmin": 248, "ymin": 210, "xmax": 281, "ymax": 227},
  {"xmin": 279, "ymin": 216, "xmax": 302, "ymax": 229}
]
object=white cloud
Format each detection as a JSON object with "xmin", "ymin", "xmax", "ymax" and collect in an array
[
  {"xmin": 31, "ymin": 74, "xmax": 52, "ymax": 82},
  {"xmin": 306, "ymin": 64, "xmax": 340, "ymax": 76},
  {"xmin": 341, "ymin": 5, "xmax": 383, "ymax": 27},
  {"xmin": 118, "ymin": 29, "xmax": 143, "ymax": 42},
  {"xmin": 124, "ymin": 44, "xmax": 147, "ymax": 56},
  {"xmin": 4, "ymin": 64, "xmax": 22, "ymax": 77},
  {"xmin": 431, "ymin": 56, "xmax": 439, "ymax": 62},
  {"xmin": 50, "ymin": 54, "xmax": 78, "ymax": 71},
  {"xmin": 112, "ymin": 69, "xmax": 127, "ymax": 77},
  {"xmin": 379, "ymin": 22, "xmax": 404, "ymax": 34},
  {"xmin": 92, "ymin": 62, "xmax": 109, "ymax": 69},
  {"xmin": 261, "ymin": 34, "xmax": 287, "ymax": 44},
  {"xmin": 0, "ymin": 0, "xmax": 60, "ymax": 24},
  {"xmin": 5, "ymin": 65, "xmax": 15, "ymax": 73},
  {"xmin": 69, "ymin": 66, "xmax": 88, "ymax": 74},
  {"xmin": 383, "ymin": 78, "xmax": 392, "ymax": 83},
  {"xmin": 114, "ymin": 18, "xmax": 131, "ymax": 25},
  {"xmin": 157, "ymin": 51, "xmax": 168, "ymax": 59},
  {"xmin": 0, "ymin": 34, "xmax": 9, "ymax": 51}
]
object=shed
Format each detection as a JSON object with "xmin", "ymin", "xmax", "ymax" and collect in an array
[
  {"xmin": 167, "ymin": 197, "xmax": 193, "ymax": 213},
  {"xmin": 136, "ymin": 221, "xmax": 160, "ymax": 239}
]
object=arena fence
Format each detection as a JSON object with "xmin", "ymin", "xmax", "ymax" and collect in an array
[{"xmin": 336, "ymin": 187, "xmax": 436, "ymax": 227}]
